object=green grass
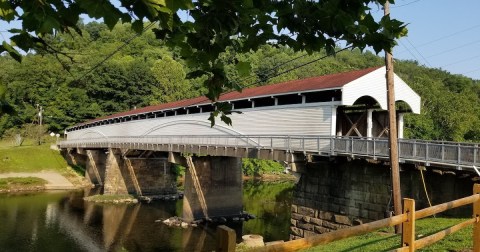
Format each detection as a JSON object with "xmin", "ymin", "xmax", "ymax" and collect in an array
[
  {"xmin": 302, "ymin": 217, "xmax": 473, "ymax": 252},
  {"xmin": 0, "ymin": 177, "xmax": 47, "ymax": 189},
  {"xmin": 0, "ymin": 140, "xmax": 68, "ymax": 173}
]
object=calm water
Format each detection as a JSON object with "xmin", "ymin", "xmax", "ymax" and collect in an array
[{"xmin": 0, "ymin": 181, "xmax": 294, "ymax": 252}]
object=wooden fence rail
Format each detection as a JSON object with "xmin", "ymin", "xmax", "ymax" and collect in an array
[{"xmin": 217, "ymin": 184, "xmax": 480, "ymax": 252}]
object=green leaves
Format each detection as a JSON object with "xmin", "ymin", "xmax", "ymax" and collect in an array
[
  {"xmin": 1, "ymin": 41, "xmax": 21, "ymax": 62},
  {"xmin": 236, "ymin": 61, "xmax": 252, "ymax": 78},
  {"xmin": 207, "ymin": 102, "xmax": 242, "ymax": 127},
  {"xmin": 0, "ymin": 0, "xmax": 16, "ymax": 21},
  {"xmin": 131, "ymin": 20, "xmax": 144, "ymax": 34},
  {"xmin": 78, "ymin": 0, "xmax": 128, "ymax": 29},
  {"xmin": 0, "ymin": 0, "xmax": 410, "ymax": 126}
]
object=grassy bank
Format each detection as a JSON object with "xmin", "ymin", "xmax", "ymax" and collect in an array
[
  {"xmin": 0, "ymin": 140, "xmax": 67, "ymax": 173},
  {"xmin": 0, "ymin": 177, "xmax": 47, "ymax": 190},
  {"xmin": 0, "ymin": 139, "xmax": 87, "ymax": 188},
  {"xmin": 301, "ymin": 217, "xmax": 473, "ymax": 251}
]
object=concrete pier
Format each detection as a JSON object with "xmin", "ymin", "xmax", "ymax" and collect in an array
[{"xmin": 182, "ymin": 156, "xmax": 243, "ymax": 222}]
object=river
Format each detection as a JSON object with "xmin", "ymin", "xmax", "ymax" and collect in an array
[{"xmin": 0, "ymin": 180, "xmax": 294, "ymax": 252}]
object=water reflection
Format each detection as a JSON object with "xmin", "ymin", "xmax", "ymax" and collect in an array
[{"xmin": 0, "ymin": 181, "xmax": 294, "ymax": 251}]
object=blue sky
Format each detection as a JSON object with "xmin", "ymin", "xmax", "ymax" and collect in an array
[
  {"xmin": 387, "ymin": 0, "xmax": 480, "ymax": 80},
  {"xmin": 1, "ymin": 0, "xmax": 479, "ymax": 80}
]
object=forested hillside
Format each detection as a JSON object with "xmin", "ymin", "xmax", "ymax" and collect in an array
[{"xmin": 0, "ymin": 22, "xmax": 479, "ymax": 142}]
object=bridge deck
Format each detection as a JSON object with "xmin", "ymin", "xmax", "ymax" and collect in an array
[{"xmin": 59, "ymin": 136, "xmax": 480, "ymax": 173}]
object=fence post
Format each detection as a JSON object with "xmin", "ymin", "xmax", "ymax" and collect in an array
[
  {"xmin": 474, "ymin": 184, "xmax": 480, "ymax": 252},
  {"xmin": 330, "ymin": 137, "xmax": 335, "ymax": 155},
  {"xmin": 317, "ymin": 137, "xmax": 320, "ymax": 152},
  {"xmin": 351, "ymin": 137, "xmax": 354, "ymax": 154},
  {"xmin": 425, "ymin": 143, "xmax": 429, "ymax": 162},
  {"xmin": 457, "ymin": 144, "xmax": 461, "ymax": 166},
  {"xmin": 474, "ymin": 144, "xmax": 478, "ymax": 165},
  {"xmin": 217, "ymin": 225, "xmax": 236, "ymax": 252},
  {"xmin": 402, "ymin": 198, "xmax": 416, "ymax": 252}
]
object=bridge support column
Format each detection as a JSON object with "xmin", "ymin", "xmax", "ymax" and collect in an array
[
  {"xmin": 103, "ymin": 149, "xmax": 177, "ymax": 196},
  {"xmin": 183, "ymin": 156, "xmax": 243, "ymax": 222},
  {"xmin": 104, "ymin": 150, "xmax": 129, "ymax": 195},
  {"xmin": 125, "ymin": 157, "xmax": 177, "ymax": 196},
  {"xmin": 61, "ymin": 148, "xmax": 87, "ymax": 168},
  {"xmin": 85, "ymin": 150, "xmax": 107, "ymax": 186}
]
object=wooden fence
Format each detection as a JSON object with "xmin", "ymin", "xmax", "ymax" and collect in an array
[{"xmin": 217, "ymin": 184, "xmax": 480, "ymax": 252}]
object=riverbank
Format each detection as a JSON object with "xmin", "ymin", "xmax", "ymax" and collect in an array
[
  {"xmin": 243, "ymin": 173, "xmax": 298, "ymax": 182},
  {"xmin": 0, "ymin": 141, "xmax": 90, "ymax": 192},
  {"xmin": 0, "ymin": 170, "xmax": 87, "ymax": 193}
]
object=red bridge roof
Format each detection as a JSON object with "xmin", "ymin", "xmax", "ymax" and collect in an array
[{"xmin": 85, "ymin": 66, "xmax": 381, "ymax": 124}]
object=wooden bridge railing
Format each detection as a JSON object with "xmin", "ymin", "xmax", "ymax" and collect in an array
[{"xmin": 217, "ymin": 184, "xmax": 480, "ymax": 252}]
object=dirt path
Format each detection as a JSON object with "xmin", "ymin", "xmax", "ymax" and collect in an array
[{"xmin": 0, "ymin": 171, "xmax": 76, "ymax": 190}]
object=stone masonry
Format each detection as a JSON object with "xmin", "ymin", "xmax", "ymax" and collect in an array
[{"xmin": 290, "ymin": 157, "xmax": 475, "ymax": 240}]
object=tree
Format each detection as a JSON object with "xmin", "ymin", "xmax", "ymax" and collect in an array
[
  {"xmin": 150, "ymin": 56, "xmax": 192, "ymax": 103},
  {"xmin": 0, "ymin": 0, "xmax": 407, "ymax": 125},
  {"xmin": 0, "ymin": 83, "xmax": 14, "ymax": 116}
]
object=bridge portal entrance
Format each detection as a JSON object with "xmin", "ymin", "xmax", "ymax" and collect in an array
[{"xmin": 336, "ymin": 107, "xmax": 391, "ymax": 138}]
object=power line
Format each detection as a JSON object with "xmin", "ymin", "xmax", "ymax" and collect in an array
[
  {"xmin": 461, "ymin": 67, "xmax": 480, "ymax": 77},
  {"xmin": 397, "ymin": 40, "xmax": 422, "ymax": 64},
  {"xmin": 70, "ymin": 21, "xmax": 158, "ymax": 85},
  {"xmin": 404, "ymin": 38, "xmax": 432, "ymax": 67},
  {"xmin": 230, "ymin": 39, "xmax": 343, "ymax": 86},
  {"xmin": 440, "ymin": 54, "xmax": 480, "ymax": 68},
  {"xmin": 229, "ymin": 52, "xmax": 310, "ymax": 86},
  {"xmin": 186, "ymin": 46, "xmax": 353, "ymax": 108},
  {"xmin": 396, "ymin": 24, "xmax": 480, "ymax": 56},
  {"xmin": 417, "ymin": 24, "xmax": 480, "ymax": 48},
  {"xmin": 392, "ymin": 0, "xmax": 421, "ymax": 8},
  {"xmin": 424, "ymin": 39, "xmax": 480, "ymax": 59}
]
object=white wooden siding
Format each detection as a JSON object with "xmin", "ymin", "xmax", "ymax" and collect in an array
[
  {"xmin": 67, "ymin": 104, "xmax": 333, "ymax": 140},
  {"xmin": 342, "ymin": 66, "xmax": 421, "ymax": 114}
]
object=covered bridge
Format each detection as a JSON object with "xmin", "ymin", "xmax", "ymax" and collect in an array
[{"xmin": 65, "ymin": 66, "xmax": 421, "ymax": 141}]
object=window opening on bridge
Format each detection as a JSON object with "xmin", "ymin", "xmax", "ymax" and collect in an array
[
  {"xmin": 188, "ymin": 106, "xmax": 201, "ymax": 114},
  {"xmin": 277, "ymin": 94, "xmax": 303, "ymax": 105},
  {"xmin": 305, "ymin": 90, "xmax": 342, "ymax": 103},
  {"xmin": 176, "ymin": 108, "xmax": 187, "ymax": 115},
  {"xmin": 252, "ymin": 97, "xmax": 275, "ymax": 108},
  {"xmin": 232, "ymin": 100, "xmax": 251, "ymax": 109},
  {"xmin": 199, "ymin": 104, "xmax": 214, "ymax": 113},
  {"xmin": 165, "ymin": 110, "xmax": 175, "ymax": 117}
]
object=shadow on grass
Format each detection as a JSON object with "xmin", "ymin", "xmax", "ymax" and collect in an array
[
  {"xmin": 337, "ymin": 234, "xmax": 400, "ymax": 252},
  {"xmin": 307, "ymin": 232, "xmax": 401, "ymax": 252},
  {"xmin": 70, "ymin": 164, "xmax": 86, "ymax": 176}
]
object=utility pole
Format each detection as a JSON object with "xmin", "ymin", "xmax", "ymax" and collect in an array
[
  {"xmin": 384, "ymin": 2, "xmax": 402, "ymax": 234},
  {"xmin": 37, "ymin": 104, "xmax": 44, "ymax": 126}
]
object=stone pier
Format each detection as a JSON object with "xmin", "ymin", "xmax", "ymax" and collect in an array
[
  {"xmin": 86, "ymin": 149, "xmax": 107, "ymax": 186},
  {"xmin": 182, "ymin": 156, "xmax": 243, "ymax": 222},
  {"xmin": 103, "ymin": 149, "xmax": 177, "ymax": 196},
  {"xmin": 290, "ymin": 158, "xmax": 475, "ymax": 239}
]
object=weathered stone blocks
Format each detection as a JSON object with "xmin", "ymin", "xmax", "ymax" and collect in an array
[{"xmin": 290, "ymin": 157, "xmax": 475, "ymax": 240}]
